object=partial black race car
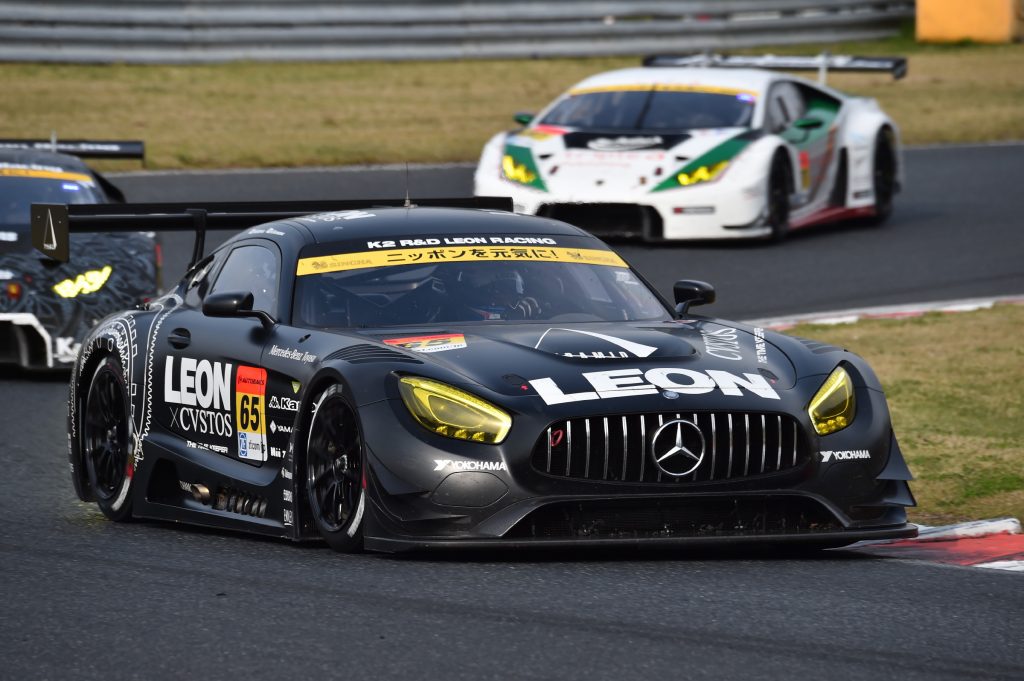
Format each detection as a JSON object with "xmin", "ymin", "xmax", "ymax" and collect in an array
[
  {"xmin": 34, "ymin": 198, "xmax": 916, "ymax": 552},
  {"xmin": 0, "ymin": 139, "xmax": 158, "ymax": 369}
]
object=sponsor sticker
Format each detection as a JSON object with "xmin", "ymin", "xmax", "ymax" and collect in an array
[
  {"xmin": 753, "ymin": 327, "xmax": 768, "ymax": 364},
  {"xmin": 700, "ymin": 326, "xmax": 743, "ymax": 361},
  {"xmin": 383, "ymin": 333, "xmax": 467, "ymax": 353},
  {"xmin": 269, "ymin": 344, "xmax": 316, "ymax": 363},
  {"xmin": 820, "ymin": 450, "xmax": 871, "ymax": 463},
  {"xmin": 0, "ymin": 164, "xmax": 95, "ymax": 184},
  {"xmin": 236, "ymin": 366, "xmax": 268, "ymax": 462},
  {"xmin": 528, "ymin": 368, "xmax": 780, "ymax": 406},
  {"xmin": 165, "ymin": 357, "xmax": 234, "ymax": 438},
  {"xmin": 268, "ymin": 395, "xmax": 300, "ymax": 411},
  {"xmin": 296, "ymin": 246, "xmax": 626, "ymax": 276},
  {"xmin": 433, "ymin": 459, "xmax": 508, "ymax": 472}
]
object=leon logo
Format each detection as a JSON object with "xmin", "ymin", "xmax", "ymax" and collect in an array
[
  {"xmin": 236, "ymin": 366, "xmax": 268, "ymax": 462},
  {"xmin": 165, "ymin": 357, "xmax": 234, "ymax": 438},
  {"xmin": 528, "ymin": 368, "xmax": 779, "ymax": 405}
]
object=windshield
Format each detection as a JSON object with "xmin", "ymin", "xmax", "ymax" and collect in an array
[
  {"xmin": 294, "ymin": 260, "xmax": 671, "ymax": 328},
  {"xmin": 0, "ymin": 172, "xmax": 103, "ymax": 226},
  {"xmin": 540, "ymin": 89, "xmax": 755, "ymax": 131}
]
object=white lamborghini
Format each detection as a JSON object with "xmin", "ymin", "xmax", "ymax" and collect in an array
[{"xmin": 474, "ymin": 54, "xmax": 906, "ymax": 241}]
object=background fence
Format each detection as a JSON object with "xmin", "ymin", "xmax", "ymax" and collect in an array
[{"xmin": 0, "ymin": 1, "xmax": 915, "ymax": 64}]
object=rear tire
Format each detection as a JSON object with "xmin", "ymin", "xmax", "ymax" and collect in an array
[
  {"xmin": 865, "ymin": 128, "xmax": 897, "ymax": 226},
  {"xmin": 766, "ymin": 153, "xmax": 791, "ymax": 242},
  {"xmin": 305, "ymin": 385, "xmax": 365, "ymax": 553},
  {"xmin": 82, "ymin": 355, "xmax": 134, "ymax": 522}
]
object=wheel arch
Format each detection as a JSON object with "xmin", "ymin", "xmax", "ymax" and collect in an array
[{"xmin": 288, "ymin": 365, "xmax": 358, "ymax": 538}]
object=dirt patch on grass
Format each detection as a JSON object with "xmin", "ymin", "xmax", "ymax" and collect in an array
[
  {"xmin": 1, "ymin": 39, "xmax": 1020, "ymax": 169},
  {"xmin": 788, "ymin": 303, "xmax": 1024, "ymax": 524}
]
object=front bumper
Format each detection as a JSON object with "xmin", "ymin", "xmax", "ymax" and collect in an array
[
  {"xmin": 0, "ymin": 312, "xmax": 64, "ymax": 369},
  {"xmin": 356, "ymin": 394, "xmax": 917, "ymax": 552},
  {"xmin": 475, "ymin": 175, "xmax": 770, "ymax": 241}
]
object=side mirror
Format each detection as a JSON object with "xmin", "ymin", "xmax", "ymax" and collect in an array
[
  {"xmin": 513, "ymin": 112, "xmax": 534, "ymax": 126},
  {"xmin": 203, "ymin": 291, "xmax": 276, "ymax": 329},
  {"xmin": 673, "ymin": 280, "xmax": 716, "ymax": 315},
  {"xmin": 793, "ymin": 117, "xmax": 824, "ymax": 130}
]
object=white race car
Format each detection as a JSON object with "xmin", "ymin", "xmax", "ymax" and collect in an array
[{"xmin": 474, "ymin": 54, "xmax": 906, "ymax": 241}]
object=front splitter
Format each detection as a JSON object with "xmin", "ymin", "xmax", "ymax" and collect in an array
[{"xmin": 365, "ymin": 523, "xmax": 918, "ymax": 553}]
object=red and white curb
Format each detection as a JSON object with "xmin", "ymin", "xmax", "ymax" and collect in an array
[
  {"xmin": 848, "ymin": 518, "xmax": 1024, "ymax": 572},
  {"xmin": 744, "ymin": 294, "xmax": 1024, "ymax": 331}
]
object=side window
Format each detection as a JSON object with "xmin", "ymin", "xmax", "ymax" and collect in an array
[
  {"xmin": 209, "ymin": 244, "xmax": 280, "ymax": 315},
  {"xmin": 764, "ymin": 82, "xmax": 806, "ymax": 134},
  {"xmin": 183, "ymin": 256, "xmax": 216, "ymax": 308}
]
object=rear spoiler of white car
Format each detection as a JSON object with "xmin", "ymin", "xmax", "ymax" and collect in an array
[
  {"xmin": 642, "ymin": 53, "xmax": 907, "ymax": 84},
  {"xmin": 0, "ymin": 137, "xmax": 145, "ymax": 160}
]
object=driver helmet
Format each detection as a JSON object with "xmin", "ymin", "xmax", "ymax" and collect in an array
[{"xmin": 458, "ymin": 264, "xmax": 527, "ymax": 320}]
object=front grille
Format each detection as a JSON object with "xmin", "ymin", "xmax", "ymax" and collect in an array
[
  {"xmin": 505, "ymin": 496, "xmax": 842, "ymax": 540},
  {"xmin": 537, "ymin": 203, "xmax": 663, "ymax": 239},
  {"xmin": 532, "ymin": 411, "xmax": 809, "ymax": 484}
]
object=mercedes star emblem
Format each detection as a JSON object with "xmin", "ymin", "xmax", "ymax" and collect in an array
[{"xmin": 650, "ymin": 419, "xmax": 705, "ymax": 477}]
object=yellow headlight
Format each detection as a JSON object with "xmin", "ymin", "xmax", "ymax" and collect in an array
[
  {"xmin": 52, "ymin": 265, "xmax": 113, "ymax": 299},
  {"xmin": 399, "ymin": 377, "xmax": 511, "ymax": 444},
  {"xmin": 677, "ymin": 160, "xmax": 729, "ymax": 186},
  {"xmin": 808, "ymin": 366, "xmax": 856, "ymax": 436},
  {"xmin": 502, "ymin": 155, "xmax": 537, "ymax": 184}
]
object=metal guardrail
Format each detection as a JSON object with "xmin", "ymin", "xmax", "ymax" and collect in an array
[{"xmin": 0, "ymin": 1, "xmax": 915, "ymax": 64}]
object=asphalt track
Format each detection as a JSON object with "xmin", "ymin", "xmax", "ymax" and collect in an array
[
  {"xmin": 113, "ymin": 142, "xmax": 1024, "ymax": 320},
  {"xmin": 2, "ymin": 143, "xmax": 1023, "ymax": 680}
]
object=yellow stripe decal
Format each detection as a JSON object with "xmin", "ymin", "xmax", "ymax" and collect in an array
[
  {"xmin": 0, "ymin": 168, "xmax": 94, "ymax": 184},
  {"xmin": 568, "ymin": 84, "xmax": 757, "ymax": 98},
  {"xmin": 297, "ymin": 246, "xmax": 626, "ymax": 276}
]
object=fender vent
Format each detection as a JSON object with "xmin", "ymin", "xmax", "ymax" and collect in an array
[
  {"xmin": 795, "ymin": 337, "xmax": 841, "ymax": 354},
  {"xmin": 324, "ymin": 344, "xmax": 422, "ymax": 364}
]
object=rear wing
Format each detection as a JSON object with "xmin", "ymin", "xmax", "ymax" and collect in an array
[
  {"xmin": 0, "ymin": 138, "xmax": 145, "ymax": 160},
  {"xmin": 642, "ymin": 53, "xmax": 907, "ymax": 85},
  {"xmin": 31, "ymin": 197, "xmax": 514, "ymax": 269}
]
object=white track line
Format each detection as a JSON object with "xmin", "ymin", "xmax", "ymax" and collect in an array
[{"xmin": 743, "ymin": 294, "xmax": 1024, "ymax": 330}]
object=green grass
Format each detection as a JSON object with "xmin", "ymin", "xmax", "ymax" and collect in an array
[
  {"xmin": 0, "ymin": 31, "xmax": 1021, "ymax": 170},
  {"xmin": 787, "ymin": 303, "xmax": 1024, "ymax": 524}
]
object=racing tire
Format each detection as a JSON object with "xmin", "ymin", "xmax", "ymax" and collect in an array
[
  {"xmin": 865, "ymin": 128, "xmax": 897, "ymax": 226},
  {"xmin": 82, "ymin": 355, "xmax": 134, "ymax": 522},
  {"xmin": 305, "ymin": 384, "xmax": 365, "ymax": 553},
  {"xmin": 766, "ymin": 153, "xmax": 791, "ymax": 242}
]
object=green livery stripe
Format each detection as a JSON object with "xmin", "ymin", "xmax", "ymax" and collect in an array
[
  {"xmin": 651, "ymin": 133, "xmax": 753, "ymax": 192},
  {"xmin": 781, "ymin": 97, "xmax": 840, "ymax": 147},
  {"xmin": 502, "ymin": 144, "xmax": 547, "ymax": 191}
]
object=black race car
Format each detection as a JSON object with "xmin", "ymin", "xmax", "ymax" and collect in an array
[
  {"xmin": 0, "ymin": 139, "xmax": 158, "ymax": 369},
  {"xmin": 34, "ymin": 198, "xmax": 916, "ymax": 552}
]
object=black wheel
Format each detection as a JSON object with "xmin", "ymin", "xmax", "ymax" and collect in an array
[
  {"xmin": 82, "ymin": 355, "xmax": 134, "ymax": 521},
  {"xmin": 766, "ymin": 153, "xmax": 791, "ymax": 242},
  {"xmin": 829, "ymin": 150, "xmax": 849, "ymax": 208},
  {"xmin": 305, "ymin": 385, "xmax": 365, "ymax": 552},
  {"xmin": 866, "ymin": 128, "xmax": 897, "ymax": 226}
]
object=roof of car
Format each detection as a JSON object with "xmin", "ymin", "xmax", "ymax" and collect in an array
[
  {"xmin": 567, "ymin": 67, "xmax": 781, "ymax": 96},
  {"xmin": 243, "ymin": 206, "xmax": 598, "ymax": 251},
  {"xmin": 0, "ymin": 148, "xmax": 91, "ymax": 172},
  {"xmin": 276, "ymin": 206, "xmax": 595, "ymax": 246}
]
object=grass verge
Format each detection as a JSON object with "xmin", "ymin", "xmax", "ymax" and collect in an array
[
  {"xmin": 0, "ymin": 33, "xmax": 1021, "ymax": 170},
  {"xmin": 786, "ymin": 303, "xmax": 1024, "ymax": 525}
]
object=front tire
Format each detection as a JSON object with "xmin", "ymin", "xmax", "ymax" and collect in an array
[
  {"xmin": 866, "ymin": 128, "xmax": 897, "ymax": 226},
  {"xmin": 305, "ymin": 385, "xmax": 365, "ymax": 552},
  {"xmin": 766, "ymin": 153, "xmax": 791, "ymax": 242},
  {"xmin": 82, "ymin": 355, "xmax": 134, "ymax": 522}
]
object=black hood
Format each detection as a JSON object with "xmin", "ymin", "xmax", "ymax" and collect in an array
[{"xmin": 361, "ymin": 320, "xmax": 798, "ymax": 407}]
